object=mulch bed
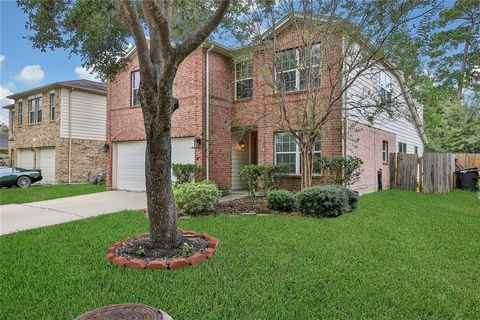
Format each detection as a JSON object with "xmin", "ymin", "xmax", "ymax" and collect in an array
[
  {"xmin": 107, "ymin": 230, "xmax": 218, "ymax": 270},
  {"xmin": 116, "ymin": 234, "xmax": 209, "ymax": 261},
  {"xmin": 212, "ymin": 196, "xmax": 272, "ymax": 215}
]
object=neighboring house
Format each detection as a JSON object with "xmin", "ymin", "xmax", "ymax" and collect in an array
[
  {"xmin": 4, "ymin": 80, "xmax": 107, "ymax": 184},
  {"xmin": 106, "ymin": 16, "xmax": 423, "ymax": 193},
  {"xmin": 0, "ymin": 131, "xmax": 8, "ymax": 165}
]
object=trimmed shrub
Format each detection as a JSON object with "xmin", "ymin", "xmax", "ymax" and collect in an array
[
  {"xmin": 172, "ymin": 163, "xmax": 203, "ymax": 186},
  {"xmin": 344, "ymin": 188, "xmax": 359, "ymax": 211},
  {"xmin": 266, "ymin": 189, "xmax": 296, "ymax": 212},
  {"xmin": 296, "ymin": 185, "xmax": 350, "ymax": 217},
  {"xmin": 240, "ymin": 164, "xmax": 289, "ymax": 196},
  {"xmin": 174, "ymin": 180, "xmax": 221, "ymax": 215}
]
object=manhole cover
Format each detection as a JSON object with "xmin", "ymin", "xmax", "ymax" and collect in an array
[{"xmin": 75, "ymin": 303, "xmax": 172, "ymax": 320}]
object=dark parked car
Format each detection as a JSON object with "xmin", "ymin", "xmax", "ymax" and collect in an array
[{"xmin": 0, "ymin": 166, "xmax": 43, "ymax": 188}]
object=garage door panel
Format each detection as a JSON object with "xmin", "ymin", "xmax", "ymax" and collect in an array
[
  {"xmin": 37, "ymin": 148, "xmax": 55, "ymax": 184},
  {"xmin": 115, "ymin": 138, "xmax": 195, "ymax": 191},
  {"xmin": 18, "ymin": 149, "xmax": 34, "ymax": 169}
]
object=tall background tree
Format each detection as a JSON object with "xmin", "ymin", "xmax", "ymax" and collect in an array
[
  {"xmin": 425, "ymin": 0, "xmax": 479, "ymax": 99},
  {"xmin": 18, "ymin": 0, "xmax": 232, "ymax": 249}
]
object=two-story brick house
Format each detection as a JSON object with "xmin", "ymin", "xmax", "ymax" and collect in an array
[
  {"xmin": 106, "ymin": 16, "xmax": 423, "ymax": 193},
  {"xmin": 4, "ymin": 80, "xmax": 107, "ymax": 184}
]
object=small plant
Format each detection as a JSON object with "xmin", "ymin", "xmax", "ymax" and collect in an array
[
  {"xmin": 266, "ymin": 189, "xmax": 296, "ymax": 212},
  {"xmin": 240, "ymin": 164, "xmax": 288, "ymax": 196},
  {"xmin": 313, "ymin": 156, "xmax": 363, "ymax": 186},
  {"xmin": 296, "ymin": 185, "xmax": 351, "ymax": 218},
  {"xmin": 180, "ymin": 242, "xmax": 192, "ymax": 257},
  {"xmin": 136, "ymin": 246, "xmax": 145, "ymax": 256},
  {"xmin": 174, "ymin": 180, "xmax": 221, "ymax": 215},
  {"xmin": 172, "ymin": 163, "xmax": 203, "ymax": 186},
  {"xmin": 239, "ymin": 165, "xmax": 263, "ymax": 196}
]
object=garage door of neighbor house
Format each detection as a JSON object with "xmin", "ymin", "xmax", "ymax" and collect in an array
[
  {"xmin": 114, "ymin": 138, "xmax": 195, "ymax": 191},
  {"xmin": 37, "ymin": 147, "xmax": 55, "ymax": 184},
  {"xmin": 17, "ymin": 149, "xmax": 34, "ymax": 169}
]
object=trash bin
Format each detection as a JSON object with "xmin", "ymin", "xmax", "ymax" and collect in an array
[{"xmin": 455, "ymin": 168, "xmax": 479, "ymax": 191}]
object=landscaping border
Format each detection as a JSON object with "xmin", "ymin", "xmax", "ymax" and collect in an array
[{"xmin": 107, "ymin": 229, "xmax": 218, "ymax": 270}]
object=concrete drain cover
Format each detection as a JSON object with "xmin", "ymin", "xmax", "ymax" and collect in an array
[{"xmin": 75, "ymin": 303, "xmax": 172, "ymax": 319}]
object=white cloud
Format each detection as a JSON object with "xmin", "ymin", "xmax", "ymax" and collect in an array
[
  {"xmin": 0, "ymin": 55, "xmax": 5, "ymax": 67},
  {"xmin": 0, "ymin": 85, "xmax": 13, "ymax": 124},
  {"xmin": 74, "ymin": 66, "xmax": 101, "ymax": 81},
  {"xmin": 15, "ymin": 65, "xmax": 45, "ymax": 84},
  {"xmin": 0, "ymin": 86, "xmax": 13, "ymax": 107}
]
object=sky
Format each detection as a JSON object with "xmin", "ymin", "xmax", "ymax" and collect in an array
[{"xmin": 0, "ymin": 0, "xmax": 101, "ymax": 124}]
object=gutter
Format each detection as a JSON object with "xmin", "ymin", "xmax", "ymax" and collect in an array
[{"xmin": 205, "ymin": 44, "xmax": 214, "ymax": 181}]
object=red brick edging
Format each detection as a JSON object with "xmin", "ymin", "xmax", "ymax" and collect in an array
[{"xmin": 107, "ymin": 229, "xmax": 218, "ymax": 270}]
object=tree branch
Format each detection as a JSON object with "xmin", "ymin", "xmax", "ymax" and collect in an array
[{"xmin": 174, "ymin": 0, "xmax": 230, "ymax": 63}]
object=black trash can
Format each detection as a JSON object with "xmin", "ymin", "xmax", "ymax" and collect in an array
[{"xmin": 455, "ymin": 168, "xmax": 479, "ymax": 191}]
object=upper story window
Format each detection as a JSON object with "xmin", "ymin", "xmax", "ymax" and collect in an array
[
  {"xmin": 10, "ymin": 110, "xmax": 14, "ymax": 133},
  {"xmin": 131, "ymin": 70, "xmax": 140, "ymax": 106},
  {"xmin": 275, "ymin": 132, "xmax": 321, "ymax": 175},
  {"xmin": 414, "ymin": 146, "xmax": 418, "ymax": 154},
  {"xmin": 49, "ymin": 93, "xmax": 56, "ymax": 121},
  {"xmin": 276, "ymin": 43, "xmax": 321, "ymax": 92},
  {"xmin": 398, "ymin": 142, "xmax": 407, "ymax": 153},
  {"xmin": 382, "ymin": 140, "xmax": 388, "ymax": 162},
  {"xmin": 380, "ymin": 71, "xmax": 392, "ymax": 107},
  {"xmin": 28, "ymin": 99, "xmax": 35, "ymax": 124},
  {"xmin": 235, "ymin": 60, "xmax": 253, "ymax": 100},
  {"xmin": 18, "ymin": 101, "xmax": 23, "ymax": 126},
  {"xmin": 36, "ymin": 97, "xmax": 42, "ymax": 123}
]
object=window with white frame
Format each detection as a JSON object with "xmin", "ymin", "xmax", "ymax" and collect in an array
[
  {"xmin": 277, "ymin": 44, "xmax": 320, "ymax": 92},
  {"xmin": 28, "ymin": 99, "xmax": 35, "ymax": 124},
  {"xmin": 49, "ymin": 93, "xmax": 56, "ymax": 121},
  {"xmin": 36, "ymin": 97, "xmax": 42, "ymax": 122},
  {"xmin": 275, "ymin": 132, "xmax": 321, "ymax": 174},
  {"xmin": 398, "ymin": 142, "xmax": 407, "ymax": 153},
  {"xmin": 235, "ymin": 60, "xmax": 253, "ymax": 99},
  {"xmin": 18, "ymin": 101, "xmax": 23, "ymax": 126},
  {"xmin": 379, "ymin": 71, "xmax": 392, "ymax": 107},
  {"xmin": 131, "ymin": 70, "xmax": 140, "ymax": 106},
  {"xmin": 382, "ymin": 140, "xmax": 388, "ymax": 162}
]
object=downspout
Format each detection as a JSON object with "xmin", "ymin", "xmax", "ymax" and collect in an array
[
  {"xmin": 342, "ymin": 36, "xmax": 348, "ymax": 159},
  {"xmin": 68, "ymin": 88, "xmax": 73, "ymax": 184},
  {"xmin": 205, "ymin": 44, "xmax": 214, "ymax": 180}
]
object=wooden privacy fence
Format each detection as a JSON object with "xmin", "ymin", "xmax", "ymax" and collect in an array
[{"xmin": 390, "ymin": 152, "xmax": 477, "ymax": 193}]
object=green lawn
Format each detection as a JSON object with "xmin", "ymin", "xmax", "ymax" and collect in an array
[
  {"xmin": 0, "ymin": 190, "xmax": 479, "ymax": 319},
  {"xmin": 0, "ymin": 184, "xmax": 106, "ymax": 205}
]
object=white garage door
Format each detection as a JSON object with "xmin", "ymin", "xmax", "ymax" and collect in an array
[
  {"xmin": 17, "ymin": 149, "xmax": 34, "ymax": 169},
  {"xmin": 37, "ymin": 148, "xmax": 56, "ymax": 184},
  {"xmin": 114, "ymin": 138, "xmax": 195, "ymax": 191}
]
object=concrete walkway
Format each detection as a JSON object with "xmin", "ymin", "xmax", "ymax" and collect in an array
[
  {"xmin": 0, "ymin": 190, "xmax": 248, "ymax": 236},
  {"xmin": 0, "ymin": 191, "xmax": 147, "ymax": 235}
]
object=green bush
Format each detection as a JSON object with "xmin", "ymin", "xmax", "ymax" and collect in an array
[
  {"xmin": 172, "ymin": 164, "xmax": 203, "ymax": 186},
  {"xmin": 173, "ymin": 180, "xmax": 221, "ymax": 215},
  {"xmin": 240, "ymin": 164, "xmax": 288, "ymax": 196},
  {"xmin": 296, "ymin": 185, "xmax": 350, "ymax": 217},
  {"xmin": 344, "ymin": 188, "xmax": 359, "ymax": 211},
  {"xmin": 313, "ymin": 156, "xmax": 363, "ymax": 186},
  {"xmin": 266, "ymin": 189, "xmax": 296, "ymax": 212},
  {"xmin": 261, "ymin": 164, "xmax": 289, "ymax": 192},
  {"xmin": 239, "ymin": 165, "xmax": 263, "ymax": 196}
]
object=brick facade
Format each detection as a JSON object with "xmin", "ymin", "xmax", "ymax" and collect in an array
[
  {"xmin": 7, "ymin": 87, "xmax": 106, "ymax": 184},
  {"xmin": 347, "ymin": 120, "xmax": 396, "ymax": 193}
]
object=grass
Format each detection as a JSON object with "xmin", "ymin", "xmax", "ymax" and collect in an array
[
  {"xmin": 0, "ymin": 190, "xmax": 479, "ymax": 319},
  {"xmin": 0, "ymin": 183, "xmax": 106, "ymax": 205}
]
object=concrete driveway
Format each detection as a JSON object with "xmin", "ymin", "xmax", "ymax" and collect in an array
[{"xmin": 0, "ymin": 191, "xmax": 146, "ymax": 235}]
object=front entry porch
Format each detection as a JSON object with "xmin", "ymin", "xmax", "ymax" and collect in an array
[{"xmin": 231, "ymin": 129, "xmax": 257, "ymax": 190}]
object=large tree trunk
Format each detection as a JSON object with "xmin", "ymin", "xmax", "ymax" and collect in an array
[{"xmin": 142, "ymin": 85, "xmax": 181, "ymax": 249}]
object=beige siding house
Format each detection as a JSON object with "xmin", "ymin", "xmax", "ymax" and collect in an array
[{"xmin": 3, "ymin": 80, "xmax": 107, "ymax": 184}]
